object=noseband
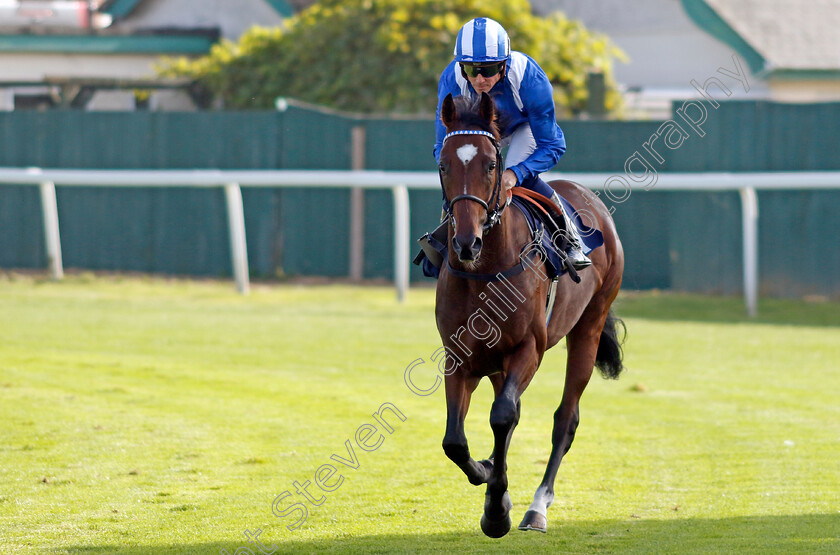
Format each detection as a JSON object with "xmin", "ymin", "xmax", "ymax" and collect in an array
[{"xmin": 440, "ymin": 130, "xmax": 506, "ymax": 233}]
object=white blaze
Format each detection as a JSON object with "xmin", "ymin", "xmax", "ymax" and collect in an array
[{"xmin": 456, "ymin": 143, "xmax": 479, "ymax": 166}]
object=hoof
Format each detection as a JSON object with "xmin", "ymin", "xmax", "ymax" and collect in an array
[
  {"xmin": 468, "ymin": 459, "xmax": 494, "ymax": 486},
  {"xmin": 518, "ymin": 510, "xmax": 547, "ymax": 533},
  {"xmin": 480, "ymin": 512, "xmax": 511, "ymax": 538},
  {"xmin": 481, "ymin": 491, "xmax": 512, "ymax": 538}
]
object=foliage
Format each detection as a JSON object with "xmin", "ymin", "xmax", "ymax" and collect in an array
[{"xmin": 158, "ymin": 0, "xmax": 626, "ymax": 116}]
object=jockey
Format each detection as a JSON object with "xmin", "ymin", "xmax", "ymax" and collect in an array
[{"xmin": 432, "ymin": 17, "xmax": 591, "ymax": 270}]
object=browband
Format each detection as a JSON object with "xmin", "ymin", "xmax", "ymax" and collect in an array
[{"xmin": 442, "ymin": 130, "xmax": 497, "ymax": 144}]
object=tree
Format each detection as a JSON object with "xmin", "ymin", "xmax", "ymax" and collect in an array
[{"xmin": 158, "ymin": 0, "xmax": 626, "ymax": 116}]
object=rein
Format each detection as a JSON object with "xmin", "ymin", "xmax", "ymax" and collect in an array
[{"xmin": 440, "ymin": 129, "xmax": 507, "ymax": 233}]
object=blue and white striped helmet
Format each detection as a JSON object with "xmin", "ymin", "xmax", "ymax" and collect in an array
[{"xmin": 453, "ymin": 18, "xmax": 510, "ymax": 63}]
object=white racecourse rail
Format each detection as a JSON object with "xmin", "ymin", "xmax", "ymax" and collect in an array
[{"xmin": 1, "ymin": 167, "xmax": 839, "ymax": 313}]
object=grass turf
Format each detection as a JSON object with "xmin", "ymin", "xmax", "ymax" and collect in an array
[{"xmin": 1, "ymin": 273, "xmax": 838, "ymax": 553}]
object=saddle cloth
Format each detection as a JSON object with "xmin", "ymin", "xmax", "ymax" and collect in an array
[{"xmin": 418, "ymin": 192, "xmax": 604, "ymax": 279}]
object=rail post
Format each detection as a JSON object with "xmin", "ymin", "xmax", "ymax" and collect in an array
[
  {"xmin": 739, "ymin": 186, "xmax": 759, "ymax": 317},
  {"xmin": 350, "ymin": 126, "xmax": 366, "ymax": 280},
  {"xmin": 224, "ymin": 183, "xmax": 250, "ymax": 295},
  {"xmin": 39, "ymin": 180, "xmax": 64, "ymax": 280},
  {"xmin": 392, "ymin": 185, "xmax": 410, "ymax": 303}
]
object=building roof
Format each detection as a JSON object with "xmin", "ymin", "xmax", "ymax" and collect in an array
[
  {"xmin": 0, "ymin": 28, "xmax": 218, "ymax": 54},
  {"xmin": 100, "ymin": 0, "xmax": 145, "ymax": 20},
  {"xmin": 0, "ymin": 0, "xmax": 294, "ymax": 56},
  {"xmin": 683, "ymin": 0, "xmax": 840, "ymax": 76},
  {"xmin": 534, "ymin": 0, "xmax": 840, "ymax": 78},
  {"xmin": 100, "ymin": 0, "xmax": 293, "ymax": 20}
]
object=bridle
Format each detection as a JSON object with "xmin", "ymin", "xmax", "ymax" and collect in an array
[{"xmin": 440, "ymin": 129, "xmax": 507, "ymax": 234}]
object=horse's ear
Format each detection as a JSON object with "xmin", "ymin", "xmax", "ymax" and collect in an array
[
  {"xmin": 441, "ymin": 94, "xmax": 456, "ymax": 128},
  {"xmin": 479, "ymin": 92, "xmax": 495, "ymax": 124}
]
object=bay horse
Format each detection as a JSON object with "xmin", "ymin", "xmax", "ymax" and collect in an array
[{"xmin": 436, "ymin": 92, "xmax": 625, "ymax": 537}]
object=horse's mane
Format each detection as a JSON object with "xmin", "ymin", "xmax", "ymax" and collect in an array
[{"xmin": 449, "ymin": 95, "xmax": 504, "ymax": 141}]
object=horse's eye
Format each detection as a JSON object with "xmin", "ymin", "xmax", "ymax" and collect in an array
[
  {"xmin": 488, "ymin": 162, "xmax": 496, "ymax": 172},
  {"xmin": 439, "ymin": 163, "xmax": 447, "ymax": 174}
]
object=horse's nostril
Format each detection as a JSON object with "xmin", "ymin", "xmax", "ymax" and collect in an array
[{"xmin": 454, "ymin": 235, "xmax": 482, "ymax": 262}]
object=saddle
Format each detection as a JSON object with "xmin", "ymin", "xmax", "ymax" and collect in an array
[{"xmin": 508, "ymin": 188, "xmax": 582, "ymax": 282}]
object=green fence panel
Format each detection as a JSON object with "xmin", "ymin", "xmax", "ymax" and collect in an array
[
  {"xmin": 0, "ymin": 111, "xmax": 286, "ymax": 169},
  {"xmin": 278, "ymin": 107, "xmax": 353, "ymax": 169},
  {"xmin": 666, "ymin": 191, "xmax": 743, "ymax": 294},
  {"xmin": 361, "ymin": 189, "xmax": 393, "ymax": 280},
  {"xmin": 555, "ymin": 120, "xmax": 664, "ymax": 173},
  {"xmin": 758, "ymin": 190, "xmax": 840, "ymax": 298},
  {"xmin": 0, "ymin": 185, "xmax": 44, "ymax": 269},
  {"xmin": 241, "ymin": 189, "xmax": 284, "ymax": 279},
  {"xmin": 661, "ymin": 100, "xmax": 840, "ymax": 172},
  {"xmin": 279, "ymin": 188, "xmax": 351, "ymax": 277},
  {"xmin": 243, "ymin": 186, "xmax": 349, "ymax": 280},
  {"xmin": 54, "ymin": 187, "xmax": 231, "ymax": 276},
  {"xmin": 1, "ymin": 102, "xmax": 839, "ymax": 297},
  {"xmin": 609, "ymin": 192, "xmax": 672, "ymax": 290},
  {"xmin": 364, "ymin": 118, "xmax": 437, "ymax": 171},
  {"xmin": 763, "ymin": 102, "xmax": 840, "ymax": 171},
  {"xmin": 364, "ymin": 117, "xmax": 439, "ymax": 283},
  {"xmin": 272, "ymin": 107, "xmax": 355, "ymax": 276}
]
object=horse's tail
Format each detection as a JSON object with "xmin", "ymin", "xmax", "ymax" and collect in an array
[{"xmin": 595, "ymin": 310, "xmax": 626, "ymax": 380}]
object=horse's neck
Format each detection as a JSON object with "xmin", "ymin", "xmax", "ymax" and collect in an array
[{"xmin": 493, "ymin": 209, "xmax": 529, "ymax": 266}]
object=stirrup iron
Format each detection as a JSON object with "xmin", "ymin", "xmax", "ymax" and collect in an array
[{"xmin": 413, "ymin": 216, "xmax": 449, "ymax": 269}]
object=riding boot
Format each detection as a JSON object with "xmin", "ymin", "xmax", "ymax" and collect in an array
[{"xmin": 548, "ymin": 192, "xmax": 592, "ymax": 271}]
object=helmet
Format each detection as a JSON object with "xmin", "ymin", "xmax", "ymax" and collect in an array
[{"xmin": 454, "ymin": 17, "xmax": 510, "ymax": 63}]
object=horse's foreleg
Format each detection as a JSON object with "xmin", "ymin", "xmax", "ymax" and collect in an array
[
  {"xmin": 442, "ymin": 372, "xmax": 491, "ymax": 486},
  {"xmin": 478, "ymin": 373, "xmax": 517, "ymax": 468},
  {"xmin": 482, "ymin": 341, "xmax": 538, "ymax": 538},
  {"xmin": 519, "ymin": 323, "xmax": 601, "ymax": 533}
]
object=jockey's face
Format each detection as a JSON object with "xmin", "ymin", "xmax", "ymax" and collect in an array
[
  {"xmin": 467, "ymin": 72, "xmax": 502, "ymax": 94},
  {"xmin": 461, "ymin": 62, "xmax": 504, "ymax": 95}
]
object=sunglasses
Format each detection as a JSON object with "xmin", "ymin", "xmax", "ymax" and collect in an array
[{"xmin": 460, "ymin": 62, "xmax": 505, "ymax": 79}]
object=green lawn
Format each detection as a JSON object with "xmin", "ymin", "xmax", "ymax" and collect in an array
[{"xmin": 1, "ymin": 273, "xmax": 838, "ymax": 554}]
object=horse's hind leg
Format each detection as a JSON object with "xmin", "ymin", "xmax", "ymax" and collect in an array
[
  {"xmin": 518, "ymin": 316, "xmax": 605, "ymax": 533},
  {"xmin": 442, "ymin": 372, "xmax": 493, "ymax": 486}
]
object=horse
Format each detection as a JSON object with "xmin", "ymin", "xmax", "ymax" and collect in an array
[{"xmin": 435, "ymin": 92, "xmax": 625, "ymax": 538}]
